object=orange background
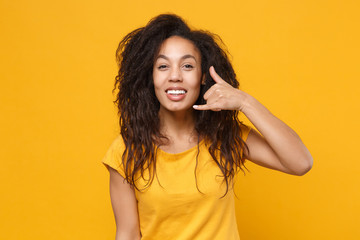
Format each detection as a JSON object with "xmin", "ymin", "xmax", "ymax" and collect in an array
[{"xmin": 1, "ymin": 0, "xmax": 359, "ymax": 239}]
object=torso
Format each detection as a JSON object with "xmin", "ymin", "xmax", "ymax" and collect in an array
[{"xmin": 157, "ymin": 134, "xmax": 203, "ymax": 154}]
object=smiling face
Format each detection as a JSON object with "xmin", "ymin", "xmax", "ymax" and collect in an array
[{"xmin": 153, "ymin": 36, "xmax": 203, "ymax": 115}]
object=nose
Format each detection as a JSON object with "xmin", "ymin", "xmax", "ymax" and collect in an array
[{"xmin": 169, "ymin": 67, "xmax": 182, "ymax": 82}]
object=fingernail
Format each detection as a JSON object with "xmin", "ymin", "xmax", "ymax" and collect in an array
[{"xmin": 193, "ymin": 105, "xmax": 198, "ymax": 108}]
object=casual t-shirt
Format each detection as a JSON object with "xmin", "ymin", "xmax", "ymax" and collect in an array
[{"xmin": 102, "ymin": 125, "xmax": 251, "ymax": 240}]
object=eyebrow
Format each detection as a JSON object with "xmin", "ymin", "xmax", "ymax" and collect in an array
[{"xmin": 156, "ymin": 54, "xmax": 197, "ymax": 62}]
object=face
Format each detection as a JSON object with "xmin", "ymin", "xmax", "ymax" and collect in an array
[{"xmin": 153, "ymin": 36, "xmax": 203, "ymax": 115}]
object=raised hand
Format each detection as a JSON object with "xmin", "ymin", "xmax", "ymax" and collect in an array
[{"xmin": 193, "ymin": 66, "xmax": 249, "ymax": 112}]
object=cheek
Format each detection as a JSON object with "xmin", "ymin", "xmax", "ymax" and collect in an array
[
  {"xmin": 189, "ymin": 80, "xmax": 202, "ymax": 100},
  {"xmin": 152, "ymin": 71, "xmax": 158, "ymax": 86},
  {"xmin": 152, "ymin": 72, "xmax": 164, "ymax": 90},
  {"xmin": 191, "ymin": 73, "xmax": 203, "ymax": 91},
  {"xmin": 152, "ymin": 72, "xmax": 165, "ymax": 102}
]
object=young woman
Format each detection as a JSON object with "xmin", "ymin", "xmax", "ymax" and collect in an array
[{"xmin": 102, "ymin": 14, "xmax": 313, "ymax": 240}]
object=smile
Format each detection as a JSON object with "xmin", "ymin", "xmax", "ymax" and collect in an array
[{"xmin": 166, "ymin": 90, "xmax": 187, "ymax": 95}]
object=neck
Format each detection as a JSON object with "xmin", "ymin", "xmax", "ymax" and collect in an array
[{"xmin": 158, "ymin": 108, "xmax": 198, "ymax": 143}]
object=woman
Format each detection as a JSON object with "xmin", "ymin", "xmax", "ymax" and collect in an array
[{"xmin": 102, "ymin": 14, "xmax": 313, "ymax": 240}]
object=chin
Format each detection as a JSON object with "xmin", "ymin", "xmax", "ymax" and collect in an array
[{"xmin": 160, "ymin": 104, "xmax": 194, "ymax": 113}]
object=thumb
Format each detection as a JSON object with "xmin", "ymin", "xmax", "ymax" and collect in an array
[{"xmin": 209, "ymin": 66, "xmax": 225, "ymax": 84}]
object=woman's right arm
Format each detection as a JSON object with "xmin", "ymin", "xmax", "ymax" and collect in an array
[{"xmin": 107, "ymin": 166, "xmax": 141, "ymax": 240}]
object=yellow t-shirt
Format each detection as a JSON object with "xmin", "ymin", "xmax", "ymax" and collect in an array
[{"xmin": 102, "ymin": 125, "xmax": 251, "ymax": 240}]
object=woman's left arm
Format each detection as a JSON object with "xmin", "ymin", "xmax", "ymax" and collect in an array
[{"xmin": 194, "ymin": 66, "xmax": 313, "ymax": 176}]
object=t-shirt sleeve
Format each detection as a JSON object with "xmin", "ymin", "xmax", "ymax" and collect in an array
[
  {"xmin": 102, "ymin": 135, "xmax": 126, "ymax": 178},
  {"xmin": 240, "ymin": 124, "xmax": 252, "ymax": 143}
]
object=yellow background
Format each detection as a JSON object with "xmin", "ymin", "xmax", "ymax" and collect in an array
[{"xmin": 1, "ymin": 0, "xmax": 359, "ymax": 239}]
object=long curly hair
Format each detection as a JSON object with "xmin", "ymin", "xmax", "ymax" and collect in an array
[{"xmin": 114, "ymin": 14, "xmax": 249, "ymax": 196}]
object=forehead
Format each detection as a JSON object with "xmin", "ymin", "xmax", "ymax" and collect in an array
[{"xmin": 156, "ymin": 36, "xmax": 201, "ymax": 60}]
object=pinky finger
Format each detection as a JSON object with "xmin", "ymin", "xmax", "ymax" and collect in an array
[
  {"xmin": 193, "ymin": 105, "xmax": 222, "ymax": 111},
  {"xmin": 193, "ymin": 104, "xmax": 210, "ymax": 111}
]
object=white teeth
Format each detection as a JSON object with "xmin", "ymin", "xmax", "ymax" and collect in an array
[{"xmin": 167, "ymin": 90, "xmax": 186, "ymax": 95}]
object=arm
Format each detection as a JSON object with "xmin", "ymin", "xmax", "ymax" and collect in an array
[
  {"xmin": 107, "ymin": 166, "xmax": 141, "ymax": 240},
  {"xmin": 242, "ymin": 97, "xmax": 313, "ymax": 175},
  {"xmin": 194, "ymin": 66, "xmax": 313, "ymax": 176}
]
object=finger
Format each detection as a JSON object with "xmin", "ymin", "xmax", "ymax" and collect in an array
[
  {"xmin": 209, "ymin": 66, "xmax": 226, "ymax": 84},
  {"xmin": 203, "ymin": 85, "xmax": 217, "ymax": 100},
  {"xmin": 193, "ymin": 104, "xmax": 210, "ymax": 111},
  {"xmin": 193, "ymin": 104, "xmax": 221, "ymax": 111}
]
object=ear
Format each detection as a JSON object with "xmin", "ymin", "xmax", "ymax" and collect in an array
[{"xmin": 201, "ymin": 74, "xmax": 206, "ymax": 85}]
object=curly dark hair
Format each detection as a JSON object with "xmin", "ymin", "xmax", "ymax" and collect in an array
[{"xmin": 114, "ymin": 13, "xmax": 249, "ymax": 196}]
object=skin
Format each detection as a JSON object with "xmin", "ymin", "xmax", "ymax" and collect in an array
[
  {"xmin": 108, "ymin": 167, "xmax": 141, "ymax": 240},
  {"xmin": 194, "ymin": 66, "xmax": 313, "ymax": 175},
  {"xmin": 152, "ymin": 36, "xmax": 204, "ymax": 153},
  {"xmin": 153, "ymin": 36, "xmax": 203, "ymax": 114},
  {"xmin": 108, "ymin": 36, "xmax": 313, "ymax": 238}
]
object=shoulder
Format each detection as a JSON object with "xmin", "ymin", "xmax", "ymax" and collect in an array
[
  {"xmin": 102, "ymin": 134, "xmax": 127, "ymax": 177},
  {"xmin": 110, "ymin": 135, "xmax": 125, "ymax": 150}
]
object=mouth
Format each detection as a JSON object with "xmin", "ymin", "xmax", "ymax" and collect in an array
[
  {"xmin": 165, "ymin": 87, "xmax": 188, "ymax": 101},
  {"xmin": 165, "ymin": 89, "xmax": 187, "ymax": 95}
]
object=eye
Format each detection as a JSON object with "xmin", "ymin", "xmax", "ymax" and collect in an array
[
  {"xmin": 183, "ymin": 64, "xmax": 194, "ymax": 70},
  {"xmin": 157, "ymin": 64, "xmax": 168, "ymax": 70}
]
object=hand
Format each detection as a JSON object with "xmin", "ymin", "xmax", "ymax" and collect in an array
[{"xmin": 193, "ymin": 66, "xmax": 249, "ymax": 111}]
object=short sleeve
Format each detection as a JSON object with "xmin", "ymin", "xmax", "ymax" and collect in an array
[
  {"xmin": 240, "ymin": 124, "xmax": 251, "ymax": 142},
  {"xmin": 102, "ymin": 135, "xmax": 126, "ymax": 178}
]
